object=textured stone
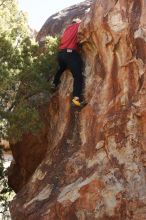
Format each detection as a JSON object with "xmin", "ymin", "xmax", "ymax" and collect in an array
[{"xmin": 9, "ymin": 0, "xmax": 146, "ymax": 219}]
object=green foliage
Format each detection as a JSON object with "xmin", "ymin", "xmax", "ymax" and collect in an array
[
  {"xmin": 3, "ymin": 36, "xmax": 59, "ymax": 142},
  {"xmin": 0, "ymin": 147, "xmax": 13, "ymax": 219},
  {"xmin": 0, "ymin": 0, "xmax": 28, "ymax": 38},
  {"xmin": 0, "ymin": 0, "xmax": 59, "ymax": 142}
]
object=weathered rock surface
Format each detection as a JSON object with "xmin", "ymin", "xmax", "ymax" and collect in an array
[{"xmin": 10, "ymin": 0, "xmax": 146, "ymax": 219}]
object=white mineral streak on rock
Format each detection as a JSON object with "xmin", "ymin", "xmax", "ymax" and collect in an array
[
  {"xmin": 57, "ymin": 178, "xmax": 83, "ymax": 203},
  {"xmin": 122, "ymin": 80, "xmax": 135, "ymax": 111},
  {"xmin": 102, "ymin": 183, "xmax": 123, "ymax": 216},
  {"xmin": 85, "ymin": 8, "xmax": 90, "ymax": 13},
  {"xmin": 108, "ymin": 135, "xmax": 135, "ymax": 165},
  {"xmin": 58, "ymin": 173, "xmax": 99, "ymax": 203},
  {"xmin": 31, "ymin": 169, "xmax": 47, "ymax": 183},
  {"xmin": 24, "ymin": 184, "xmax": 53, "ymax": 208},
  {"xmin": 87, "ymin": 150, "xmax": 107, "ymax": 168},
  {"xmin": 96, "ymin": 140, "xmax": 105, "ymax": 150},
  {"xmin": 108, "ymin": 12, "xmax": 128, "ymax": 32},
  {"xmin": 134, "ymin": 27, "xmax": 146, "ymax": 42},
  {"xmin": 52, "ymin": 11, "xmax": 68, "ymax": 20},
  {"xmin": 76, "ymin": 210, "xmax": 86, "ymax": 219},
  {"xmin": 132, "ymin": 100, "xmax": 141, "ymax": 108}
]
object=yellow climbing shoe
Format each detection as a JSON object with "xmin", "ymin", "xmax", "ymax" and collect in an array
[{"xmin": 72, "ymin": 98, "xmax": 81, "ymax": 107}]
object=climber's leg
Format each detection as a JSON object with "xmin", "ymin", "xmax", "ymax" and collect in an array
[
  {"xmin": 68, "ymin": 51, "xmax": 83, "ymax": 106},
  {"xmin": 53, "ymin": 51, "xmax": 67, "ymax": 87}
]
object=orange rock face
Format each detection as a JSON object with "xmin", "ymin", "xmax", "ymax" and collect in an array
[{"xmin": 9, "ymin": 0, "xmax": 146, "ymax": 219}]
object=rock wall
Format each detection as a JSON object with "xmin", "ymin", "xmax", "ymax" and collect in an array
[{"xmin": 10, "ymin": 0, "xmax": 146, "ymax": 219}]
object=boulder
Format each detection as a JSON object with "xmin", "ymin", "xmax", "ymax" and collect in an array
[{"xmin": 10, "ymin": 0, "xmax": 146, "ymax": 219}]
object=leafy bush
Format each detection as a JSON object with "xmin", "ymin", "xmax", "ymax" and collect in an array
[
  {"xmin": 4, "ymin": 36, "xmax": 59, "ymax": 142},
  {"xmin": 0, "ymin": 0, "xmax": 59, "ymax": 141},
  {"xmin": 0, "ymin": 147, "xmax": 13, "ymax": 219}
]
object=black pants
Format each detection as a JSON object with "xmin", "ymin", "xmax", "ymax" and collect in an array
[{"xmin": 53, "ymin": 50, "xmax": 83, "ymax": 98}]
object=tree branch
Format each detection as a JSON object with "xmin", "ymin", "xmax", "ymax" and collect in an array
[{"xmin": 0, "ymin": 0, "xmax": 10, "ymax": 7}]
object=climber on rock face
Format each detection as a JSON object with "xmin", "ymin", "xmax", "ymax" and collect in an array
[{"xmin": 52, "ymin": 18, "xmax": 83, "ymax": 107}]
